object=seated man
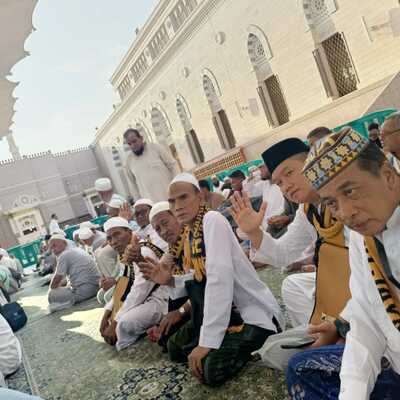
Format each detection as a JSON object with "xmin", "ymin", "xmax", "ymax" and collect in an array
[
  {"xmin": 287, "ymin": 129, "xmax": 400, "ymax": 399},
  {"xmin": 47, "ymin": 234, "xmax": 100, "ymax": 313},
  {"xmin": 198, "ymin": 180, "xmax": 225, "ymax": 210},
  {"xmin": 144, "ymin": 201, "xmax": 191, "ymax": 349},
  {"xmin": 133, "ymin": 199, "xmax": 168, "ymax": 250},
  {"xmin": 0, "ymin": 249, "xmax": 21, "ymax": 293},
  {"xmin": 0, "ymin": 314, "xmax": 22, "ymax": 387},
  {"xmin": 100, "ymin": 217, "xmax": 168, "ymax": 351},
  {"xmin": 140, "ymin": 173, "xmax": 283, "ymax": 387},
  {"xmin": 78, "ymin": 227, "xmax": 107, "ymax": 254}
]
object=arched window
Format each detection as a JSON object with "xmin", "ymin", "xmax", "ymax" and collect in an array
[
  {"xmin": 202, "ymin": 70, "xmax": 235, "ymax": 150},
  {"xmin": 247, "ymin": 29, "xmax": 289, "ymax": 127},
  {"xmin": 176, "ymin": 96, "xmax": 204, "ymax": 164}
]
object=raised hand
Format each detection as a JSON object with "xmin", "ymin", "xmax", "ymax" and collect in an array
[
  {"xmin": 119, "ymin": 202, "xmax": 133, "ymax": 221},
  {"xmin": 138, "ymin": 257, "xmax": 173, "ymax": 286},
  {"xmin": 229, "ymin": 191, "xmax": 267, "ymax": 234}
]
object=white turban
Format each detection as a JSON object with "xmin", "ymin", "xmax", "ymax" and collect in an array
[
  {"xmin": 108, "ymin": 197, "xmax": 124, "ymax": 209},
  {"xmin": 49, "ymin": 233, "xmax": 68, "ymax": 243},
  {"xmin": 80, "ymin": 221, "xmax": 99, "ymax": 229},
  {"xmin": 0, "ymin": 248, "xmax": 9, "ymax": 258},
  {"xmin": 94, "ymin": 178, "xmax": 112, "ymax": 192},
  {"xmin": 72, "ymin": 230, "xmax": 80, "ymax": 240},
  {"xmin": 169, "ymin": 173, "xmax": 200, "ymax": 190},
  {"xmin": 103, "ymin": 217, "xmax": 132, "ymax": 233},
  {"xmin": 149, "ymin": 201, "xmax": 170, "ymax": 222},
  {"xmin": 134, "ymin": 198, "xmax": 154, "ymax": 208},
  {"xmin": 78, "ymin": 227, "xmax": 94, "ymax": 240}
]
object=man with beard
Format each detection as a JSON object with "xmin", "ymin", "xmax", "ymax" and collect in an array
[
  {"xmin": 230, "ymin": 137, "xmax": 351, "ymax": 370},
  {"xmin": 139, "ymin": 173, "xmax": 282, "ymax": 387},
  {"xmin": 124, "ymin": 129, "xmax": 180, "ymax": 202},
  {"xmin": 286, "ymin": 128, "xmax": 400, "ymax": 400}
]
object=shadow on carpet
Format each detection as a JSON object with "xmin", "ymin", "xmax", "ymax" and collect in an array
[{"xmin": 13, "ymin": 268, "xmax": 288, "ymax": 400}]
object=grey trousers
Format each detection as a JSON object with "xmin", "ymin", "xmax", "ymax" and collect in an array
[{"xmin": 48, "ymin": 284, "xmax": 98, "ymax": 313}]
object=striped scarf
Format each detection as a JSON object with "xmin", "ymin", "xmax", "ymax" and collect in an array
[{"xmin": 365, "ymin": 237, "xmax": 400, "ymax": 330}]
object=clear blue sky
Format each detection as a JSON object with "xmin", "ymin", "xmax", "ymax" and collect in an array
[{"xmin": 2, "ymin": 0, "xmax": 158, "ymax": 160}]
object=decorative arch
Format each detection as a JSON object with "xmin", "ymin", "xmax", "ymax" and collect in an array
[
  {"xmin": 202, "ymin": 74, "xmax": 222, "ymax": 114},
  {"xmin": 247, "ymin": 25, "xmax": 273, "ymax": 65},
  {"xmin": 176, "ymin": 96, "xmax": 192, "ymax": 132},
  {"xmin": 134, "ymin": 120, "xmax": 154, "ymax": 143},
  {"xmin": 302, "ymin": 0, "xmax": 337, "ymax": 29}
]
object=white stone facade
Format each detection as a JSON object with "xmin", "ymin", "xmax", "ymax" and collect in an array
[{"xmin": 95, "ymin": 0, "xmax": 400, "ymax": 195}]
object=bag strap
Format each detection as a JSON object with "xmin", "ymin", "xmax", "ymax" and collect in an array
[{"xmin": 374, "ymin": 238, "xmax": 400, "ymax": 290}]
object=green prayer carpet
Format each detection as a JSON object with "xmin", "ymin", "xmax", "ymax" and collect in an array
[{"xmin": 9, "ymin": 268, "xmax": 288, "ymax": 400}]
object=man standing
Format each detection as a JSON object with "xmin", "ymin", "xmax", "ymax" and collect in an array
[
  {"xmin": 286, "ymin": 128, "xmax": 400, "ymax": 399},
  {"xmin": 368, "ymin": 122, "xmax": 383, "ymax": 148},
  {"xmin": 124, "ymin": 129, "xmax": 180, "ymax": 202},
  {"xmin": 47, "ymin": 234, "xmax": 100, "ymax": 313},
  {"xmin": 48, "ymin": 214, "xmax": 60, "ymax": 235},
  {"xmin": 210, "ymin": 175, "xmax": 222, "ymax": 194},
  {"xmin": 140, "ymin": 173, "xmax": 283, "ymax": 387}
]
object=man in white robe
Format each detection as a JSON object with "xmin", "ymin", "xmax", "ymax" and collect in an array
[
  {"xmin": 124, "ymin": 128, "xmax": 180, "ymax": 202},
  {"xmin": 100, "ymin": 217, "xmax": 168, "ymax": 351},
  {"xmin": 286, "ymin": 128, "xmax": 400, "ymax": 399}
]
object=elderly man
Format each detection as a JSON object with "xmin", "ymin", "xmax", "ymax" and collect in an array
[
  {"xmin": 0, "ymin": 314, "xmax": 22, "ymax": 387},
  {"xmin": 78, "ymin": 227, "xmax": 106, "ymax": 254},
  {"xmin": 133, "ymin": 199, "xmax": 168, "ymax": 250},
  {"xmin": 47, "ymin": 234, "xmax": 100, "ymax": 313},
  {"xmin": 99, "ymin": 217, "xmax": 168, "ymax": 351},
  {"xmin": 210, "ymin": 175, "xmax": 222, "ymax": 194},
  {"xmin": 140, "ymin": 173, "xmax": 283, "ymax": 387},
  {"xmin": 381, "ymin": 111, "xmax": 400, "ymax": 172},
  {"xmin": 94, "ymin": 177, "xmax": 125, "ymax": 209},
  {"xmin": 124, "ymin": 129, "xmax": 180, "ymax": 202},
  {"xmin": 230, "ymin": 136, "xmax": 351, "ymax": 370},
  {"xmin": 286, "ymin": 129, "xmax": 400, "ymax": 400}
]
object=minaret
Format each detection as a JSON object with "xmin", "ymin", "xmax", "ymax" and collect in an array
[{"xmin": 6, "ymin": 132, "xmax": 21, "ymax": 160}]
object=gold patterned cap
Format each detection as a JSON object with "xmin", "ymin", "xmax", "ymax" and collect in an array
[{"xmin": 302, "ymin": 128, "xmax": 370, "ymax": 190}]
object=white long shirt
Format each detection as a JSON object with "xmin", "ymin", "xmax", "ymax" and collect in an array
[
  {"xmin": 49, "ymin": 219, "xmax": 60, "ymax": 235},
  {"xmin": 125, "ymin": 143, "xmax": 179, "ymax": 202},
  {"xmin": 137, "ymin": 224, "xmax": 168, "ymax": 252},
  {"xmin": 339, "ymin": 207, "xmax": 400, "ymax": 400},
  {"xmin": 172, "ymin": 211, "xmax": 283, "ymax": 349},
  {"xmin": 260, "ymin": 180, "xmax": 285, "ymax": 230},
  {"xmin": 251, "ymin": 205, "xmax": 318, "ymax": 268}
]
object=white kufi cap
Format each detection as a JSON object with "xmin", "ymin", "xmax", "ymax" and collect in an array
[
  {"xmin": 169, "ymin": 173, "xmax": 200, "ymax": 190},
  {"xmin": 49, "ymin": 233, "xmax": 68, "ymax": 243},
  {"xmin": 134, "ymin": 198, "xmax": 154, "ymax": 208},
  {"xmin": 78, "ymin": 227, "xmax": 94, "ymax": 240},
  {"xmin": 80, "ymin": 221, "xmax": 99, "ymax": 229},
  {"xmin": 103, "ymin": 217, "xmax": 132, "ymax": 233},
  {"xmin": 149, "ymin": 201, "xmax": 170, "ymax": 222},
  {"xmin": 94, "ymin": 178, "xmax": 112, "ymax": 192}
]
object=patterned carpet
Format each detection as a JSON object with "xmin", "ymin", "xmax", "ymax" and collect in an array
[{"xmin": 9, "ymin": 268, "xmax": 289, "ymax": 400}]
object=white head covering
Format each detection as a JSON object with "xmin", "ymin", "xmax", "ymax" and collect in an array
[
  {"xmin": 78, "ymin": 227, "xmax": 94, "ymax": 240},
  {"xmin": 94, "ymin": 178, "xmax": 112, "ymax": 192},
  {"xmin": 134, "ymin": 198, "xmax": 154, "ymax": 208},
  {"xmin": 108, "ymin": 197, "xmax": 124, "ymax": 209},
  {"xmin": 80, "ymin": 221, "xmax": 99, "ymax": 230},
  {"xmin": 149, "ymin": 201, "xmax": 170, "ymax": 222},
  {"xmin": 49, "ymin": 233, "xmax": 68, "ymax": 243},
  {"xmin": 248, "ymin": 165, "xmax": 259, "ymax": 172},
  {"xmin": 51, "ymin": 228, "xmax": 66, "ymax": 237},
  {"xmin": 103, "ymin": 217, "xmax": 132, "ymax": 233},
  {"xmin": 0, "ymin": 248, "xmax": 9, "ymax": 258},
  {"xmin": 223, "ymin": 176, "xmax": 231, "ymax": 182},
  {"xmin": 72, "ymin": 230, "xmax": 80, "ymax": 240},
  {"xmin": 169, "ymin": 173, "xmax": 200, "ymax": 190}
]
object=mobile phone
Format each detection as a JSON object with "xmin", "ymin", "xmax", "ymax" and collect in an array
[{"xmin": 280, "ymin": 337, "xmax": 316, "ymax": 349}]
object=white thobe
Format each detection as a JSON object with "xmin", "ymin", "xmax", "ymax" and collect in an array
[
  {"xmin": 0, "ymin": 315, "xmax": 22, "ymax": 386},
  {"xmin": 260, "ymin": 180, "xmax": 285, "ymax": 230},
  {"xmin": 125, "ymin": 143, "xmax": 179, "ymax": 202},
  {"xmin": 137, "ymin": 224, "xmax": 168, "ymax": 252},
  {"xmin": 171, "ymin": 211, "xmax": 283, "ymax": 349},
  {"xmin": 107, "ymin": 247, "xmax": 168, "ymax": 351},
  {"xmin": 339, "ymin": 207, "xmax": 400, "ymax": 400},
  {"xmin": 49, "ymin": 219, "xmax": 60, "ymax": 234}
]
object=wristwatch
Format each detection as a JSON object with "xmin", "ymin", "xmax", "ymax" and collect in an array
[{"xmin": 178, "ymin": 306, "xmax": 186, "ymax": 315}]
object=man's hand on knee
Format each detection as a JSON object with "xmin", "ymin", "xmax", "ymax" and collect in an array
[{"xmin": 188, "ymin": 346, "xmax": 211, "ymax": 381}]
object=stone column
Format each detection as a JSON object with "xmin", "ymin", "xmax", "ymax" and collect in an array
[{"xmin": 7, "ymin": 133, "xmax": 21, "ymax": 160}]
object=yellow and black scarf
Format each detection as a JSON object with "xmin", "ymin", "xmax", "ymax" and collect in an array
[
  {"xmin": 365, "ymin": 237, "xmax": 400, "ymax": 330},
  {"xmin": 168, "ymin": 204, "xmax": 209, "ymax": 281},
  {"xmin": 141, "ymin": 239, "xmax": 165, "ymax": 259}
]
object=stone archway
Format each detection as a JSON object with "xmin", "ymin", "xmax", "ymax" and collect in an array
[
  {"xmin": 202, "ymin": 70, "xmax": 235, "ymax": 150},
  {"xmin": 176, "ymin": 95, "xmax": 204, "ymax": 164}
]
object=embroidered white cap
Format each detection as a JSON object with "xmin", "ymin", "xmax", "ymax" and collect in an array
[
  {"xmin": 49, "ymin": 233, "xmax": 68, "ymax": 243},
  {"xmin": 80, "ymin": 221, "xmax": 99, "ymax": 230},
  {"xmin": 94, "ymin": 178, "xmax": 112, "ymax": 192},
  {"xmin": 78, "ymin": 227, "xmax": 94, "ymax": 240},
  {"xmin": 134, "ymin": 198, "xmax": 154, "ymax": 208},
  {"xmin": 108, "ymin": 197, "xmax": 124, "ymax": 209},
  {"xmin": 169, "ymin": 173, "xmax": 200, "ymax": 190},
  {"xmin": 103, "ymin": 217, "xmax": 132, "ymax": 233},
  {"xmin": 149, "ymin": 201, "xmax": 170, "ymax": 222}
]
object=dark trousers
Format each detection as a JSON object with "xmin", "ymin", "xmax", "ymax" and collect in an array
[{"xmin": 168, "ymin": 321, "xmax": 273, "ymax": 387}]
